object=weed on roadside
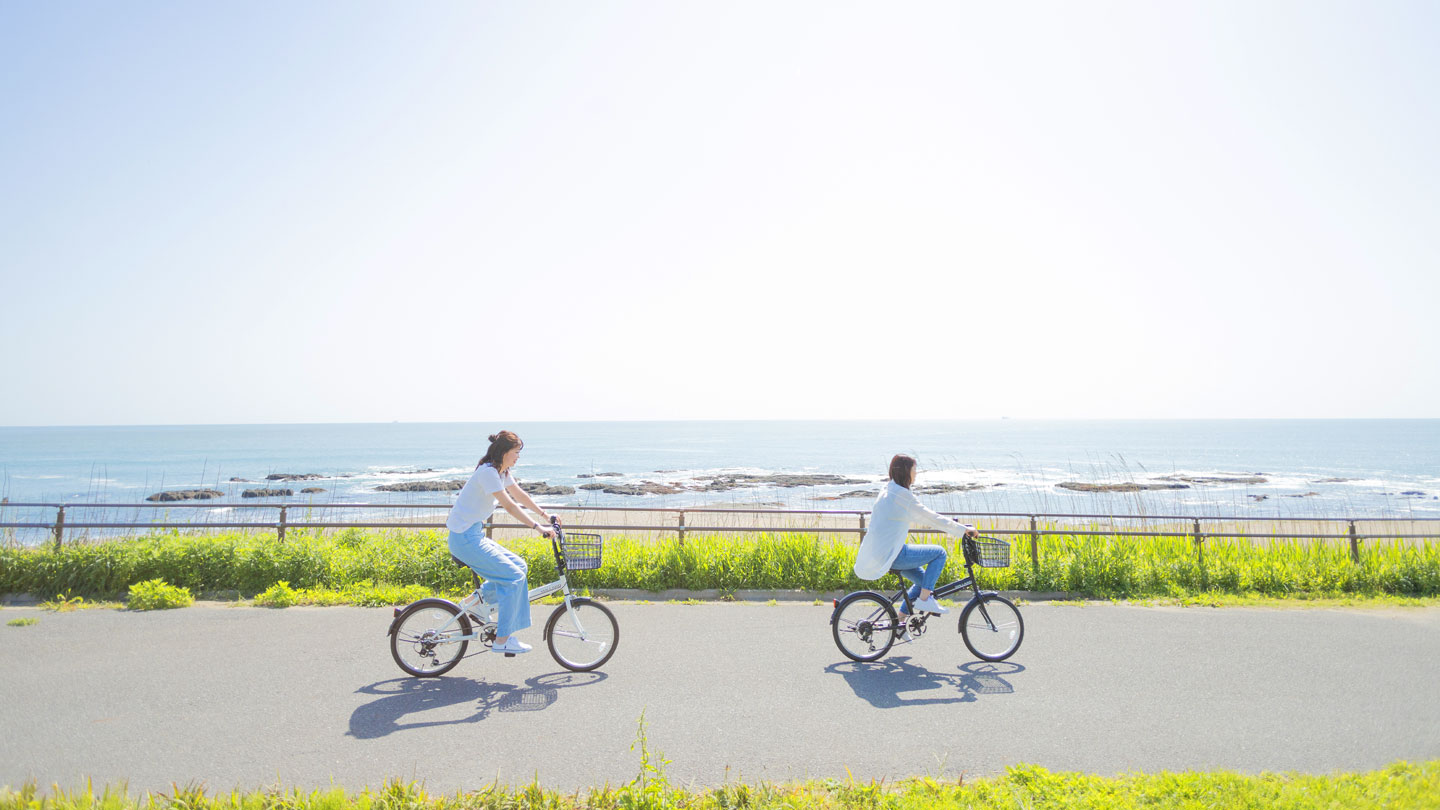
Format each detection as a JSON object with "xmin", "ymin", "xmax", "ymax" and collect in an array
[{"xmin": 127, "ymin": 579, "xmax": 193, "ymax": 611}]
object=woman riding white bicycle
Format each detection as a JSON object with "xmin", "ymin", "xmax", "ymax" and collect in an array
[
  {"xmin": 854, "ymin": 454, "xmax": 978, "ymax": 634},
  {"xmin": 445, "ymin": 430, "xmax": 557, "ymax": 656}
]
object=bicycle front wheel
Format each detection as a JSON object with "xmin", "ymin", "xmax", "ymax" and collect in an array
[
  {"xmin": 545, "ymin": 597, "xmax": 619, "ymax": 672},
  {"xmin": 390, "ymin": 599, "xmax": 471, "ymax": 677},
  {"xmin": 832, "ymin": 592, "xmax": 899, "ymax": 662},
  {"xmin": 958, "ymin": 594, "xmax": 1024, "ymax": 661}
]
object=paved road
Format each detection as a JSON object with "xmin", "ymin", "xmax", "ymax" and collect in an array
[{"xmin": 2, "ymin": 602, "xmax": 1438, "ymax": 792}]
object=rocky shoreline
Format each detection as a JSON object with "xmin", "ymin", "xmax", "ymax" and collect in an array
[{"xmin": 140, "ymin": 467, "xmax": 1433, "ymax": 506}]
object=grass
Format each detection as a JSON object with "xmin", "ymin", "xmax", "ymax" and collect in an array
[
  {"xmin": 1, "ymin": 761, "xmax": 1437, "ymax": 810},
  {"xmin": 126, "ymin": 579, "xmax": 193, "ymax": 610},
  {"xmin": 6, "ymin": 617, "xmax": 37, "ymax": 627},
  {"xmin": 1, "ymin": 528, "xmax": 1437, "ymax": 607}
]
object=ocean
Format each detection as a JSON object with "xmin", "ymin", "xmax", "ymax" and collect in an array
[{"xmin": 2, "ymin": 420, "xmax": 1437, "ymax": 541}]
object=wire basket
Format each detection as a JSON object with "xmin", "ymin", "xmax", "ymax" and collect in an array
[
  {"xmin": 560, "ymin": 533, "xmax": 604, "ymax": 571},
  {"xmin": 966, "ymin": 537, "xmax": 1011, "ymax": 568}
]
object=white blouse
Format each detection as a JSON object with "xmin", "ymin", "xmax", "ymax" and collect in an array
[{"xmin": 853, "ymin": 480, "xmax": 973, "ymax": 580}]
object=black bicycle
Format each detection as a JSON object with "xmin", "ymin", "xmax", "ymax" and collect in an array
[{"xmin": 830, "ymin": 536, "xmax": 1024, "ymax": 663}]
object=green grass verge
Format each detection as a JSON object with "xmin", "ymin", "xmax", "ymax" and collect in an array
[
  {"xmin": 2, "ymin": 761, "xmax": 1437, "ymax": 810},
  {"xmin": 2, "ymin": 528, "xmax": 1438, "ymax": 605}
]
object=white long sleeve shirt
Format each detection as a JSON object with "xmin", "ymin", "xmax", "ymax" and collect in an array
[{"xmin": 853, "ymin": 480, "xmax": 974, "ymax": 580}]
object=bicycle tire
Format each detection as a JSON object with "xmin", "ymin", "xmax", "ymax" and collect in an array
[
  {"xmin": 831, "ymin": 591, "xmax": 899, "ymax": 662},
  {"xmin": 958, "ymin": 593, "xmax": 1024, "ymax": 661},
  {"xmin": 390, "ymin": 598, "xmax": 472, "ymax": 677},
  {"xmin": 544, "ymin": 597, "xmax": 619, "ymax": 672}
]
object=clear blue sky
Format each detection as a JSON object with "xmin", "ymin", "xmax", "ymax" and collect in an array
[{"xmin": 2, "ymin": 1, "xmax": 1437, "ymax": 426}]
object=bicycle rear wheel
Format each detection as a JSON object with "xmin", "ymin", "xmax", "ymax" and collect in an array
[
  {"xmin": 958, "ymin": 594, "xmax": 1024, "ymax": 661},
  {"xmin": 390, "ymin": 599, "xmax": 471, "ymax": 677},
  {"xmin": 545, "ymin": 597, "xmax": 619, "ymax": 672},
  {"xmin": 832, "ymin": 592, "xmax": 899, "ymax": 662}
]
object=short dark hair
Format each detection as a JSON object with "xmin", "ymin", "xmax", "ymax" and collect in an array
[
  {"xmin": 888, "ymin": 454, "xmax": 917, "ymax": 489},
  {"xmin": 478, "ymin": 430, "xmax": 523, "ymax": 471}
]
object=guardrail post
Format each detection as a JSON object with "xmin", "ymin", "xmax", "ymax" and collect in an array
[
  {"xmin": 52, "ymin": 506, "xmax": 65, "ymax": 550},
  {"xmin": 484, "ymin": 516, "xmax": 493, "ymax": 540},
  {"xmin": 1029, "ymin": 515, "xmax": 1040, "ymax": 574},
  {"xmin": 1193, "ymin": 518, "xmax": 1206, "ymax": 588},
  {"xmin": 1349, "ymin": 520, "xmax": 1360, "ymax": 563},
  {"xmin": 277, "ymin": 506, "xmax": 287, "ymax": 542},
  {"xmin": 858, "ymin": 512, "xmax": 866, "ymax": 537},
  {"xmin": 677, "ymin": 510, "xmax": 686, "ymax": 546}
]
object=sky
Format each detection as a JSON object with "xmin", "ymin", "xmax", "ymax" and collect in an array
[{"xmin": 1, "ymin": 1, "xmax": 1437, "ymax": 426}]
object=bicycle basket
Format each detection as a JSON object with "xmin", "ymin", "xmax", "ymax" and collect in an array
[
  {"xmin": 560, "ymin": 533, "xmax": 604, "ymax": 571},
  {"xmin": 965, "ymin": 537, "xmax": 1011, "ymax": 568}
]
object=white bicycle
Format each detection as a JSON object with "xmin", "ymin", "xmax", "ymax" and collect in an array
[{"xmin": 387, "ymin": 517, "xmax": 619, "ymax": 676}]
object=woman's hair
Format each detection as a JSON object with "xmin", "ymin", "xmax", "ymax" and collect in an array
[
  {"xmin": 888, "ymin": 454, "xmax": 917, "ymax": 489},
  {"xmin": 477, "ymin": 430, "xmax": 524, "ymax": 471}
]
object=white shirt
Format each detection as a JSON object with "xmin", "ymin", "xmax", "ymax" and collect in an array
[
  {"xmin": 853, "ymin": 480, "xmax": 974, "ymax": 580},
  {"xmin": 445, "ymin": 464, "xmax": 516, "ymax": 533}
]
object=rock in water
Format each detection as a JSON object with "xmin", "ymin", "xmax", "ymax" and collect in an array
[
  {"xmin": 1057, "ymin": 482, "xmax": 1190, "ymax": 493},
  {"xmin": 146, "ymin": 489, "xmax": 225, "ymax": 502},
  {"xmin": 520, "ymin": 481, "xmax": 576, "ymax": 496},
  {"xmin": 376, "ymin": 480, "xmax": 466, "ymax": 492}
]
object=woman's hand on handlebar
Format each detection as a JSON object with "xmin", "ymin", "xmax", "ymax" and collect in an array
[
  {"xmin": 535, "ymin": 522, "xmax": 555, "ymax": 538},
  {"xmin": 962, "ymin": 525, "xmax": 979, "ymax": 539}
]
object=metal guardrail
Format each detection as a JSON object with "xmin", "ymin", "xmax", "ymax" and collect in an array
[{"xmin": 3, "ymin": 502, "xmax": 1438, "ymax": 567}]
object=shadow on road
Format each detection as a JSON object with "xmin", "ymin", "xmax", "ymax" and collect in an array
[
  {"xmin": 347, "ymin": 671, "xmax": 607, "ymax": 738},
  {"xmin": 824, "ymin": 657, "xmax": 1024, "ymax": 708}
]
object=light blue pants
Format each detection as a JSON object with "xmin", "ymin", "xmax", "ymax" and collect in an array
[
  {"xmin": 448, "ymin": 524, "xmax": 531, "ymax": 637},
  {"xmin": 892, "ymin": 543, "xmax": 947, "ymax": 612}
]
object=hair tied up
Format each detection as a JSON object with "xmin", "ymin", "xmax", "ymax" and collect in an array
[
  {"xmin": 478, "ymin": 430, "xmax": 524, "ymax": 471},
  {"xmin": 487, "ymin": 433, "xmax": 500, "ymax": 443}
]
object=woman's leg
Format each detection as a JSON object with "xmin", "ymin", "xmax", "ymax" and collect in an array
[
  {"xmin": 914, "ymin": 544, "xmax": 948, "ymax": 594},
  {"xmin": 892, "ymin": 543, "xmax": 948, "ymax": 604},
  {"xmin": 895, "ymin": 568, "xmax": 925, "ymax": 612},
  {"xmin": 486, "ymin": 542, "xmax": 531, "ymax": 637},
  {"xmin": 448, "ymin": 529, "xmax": 531, "ymax": 638}
]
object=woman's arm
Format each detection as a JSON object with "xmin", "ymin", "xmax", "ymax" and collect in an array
[
  {"xmin": 904, "ymin": 492, "xmax": 978, "ymax": 538},
  {"xmin": 507, "ymin": 484, "xmax": 555, "ymax": 525},
  {"xmin": 493, "ymin": 488, "xmax": 554, "ymax": 537}
]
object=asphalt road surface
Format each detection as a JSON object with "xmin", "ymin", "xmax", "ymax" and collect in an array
[{"xmin": 2, "ymin": 602, "xmax": 1438, "ymax": 792}]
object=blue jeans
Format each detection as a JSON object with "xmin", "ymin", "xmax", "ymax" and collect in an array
[
  {"xmin": 448, "ymin": 524, "xmax": 531, "ymax": 637},
  {"xmin": 892, "ymin": 543, "xmax": 947, "ymax": 612}
]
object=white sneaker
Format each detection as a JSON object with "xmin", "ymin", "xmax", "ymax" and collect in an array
[
  {"xmin": 896, "ymin": 622, "xmax": 912, "ymax": 642},
  {"xmin": 494, "ymin": 637, "xmax": 532, "ymax": 655},
  {"xmin": 913, "ymin": 596, "xmax": 949, "ymax": 615}
]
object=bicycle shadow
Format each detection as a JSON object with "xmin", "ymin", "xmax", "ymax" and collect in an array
[
  {"xmin": 825, "ymin": 657, "xmax": 1024, "ymax": 709},
  {"xmin": 347, "ymin": 671, "xmax": 606, "ymax": 739}
]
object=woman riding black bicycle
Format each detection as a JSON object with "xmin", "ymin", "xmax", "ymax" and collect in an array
[{"xmin": 854, "ymin": 454, "xmax": 978, "ymax": 633}]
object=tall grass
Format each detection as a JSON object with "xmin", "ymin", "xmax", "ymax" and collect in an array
[{"xmin": 2, "ymin": 528, "xmax": 1438, "ymax": 600}]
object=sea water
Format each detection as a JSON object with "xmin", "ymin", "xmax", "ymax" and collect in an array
[{"xmin": 1, "ymin": 420, "xmax": 1437, "ymax": 541}]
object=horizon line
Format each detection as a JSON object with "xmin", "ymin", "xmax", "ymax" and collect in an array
[{"xmin": 3, "ymin": 416, "xmax": 1439, "ymax": 430}]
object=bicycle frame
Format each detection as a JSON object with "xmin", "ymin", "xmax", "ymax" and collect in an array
[
  {"xmin": 830, "ymin": 544, "xmax": 1003, "ymax": 634},
  {"xmin": 389, "ymin": 531, "xmax": 595, "ymax": 648},
  {"xmin": 891, "ymin": 571, "xmax": 985, "ymax": 617}
]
